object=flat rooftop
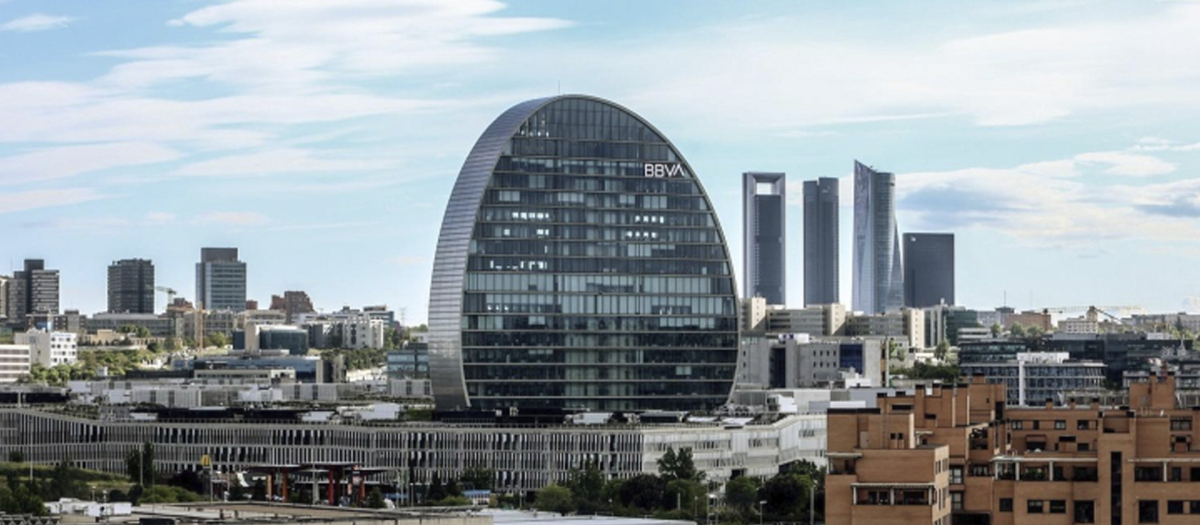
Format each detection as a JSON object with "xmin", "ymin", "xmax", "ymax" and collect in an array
[{"xmin": 89, "ymin": 502, "xmax": 490, "ymax": 525}]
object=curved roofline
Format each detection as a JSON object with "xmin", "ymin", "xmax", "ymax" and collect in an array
[{"xmin": 427, "ymin": 94, "xmax": 740, "ymax": 410}]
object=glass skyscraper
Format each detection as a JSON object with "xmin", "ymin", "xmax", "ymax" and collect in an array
[
  {"xmin": 903, "ymin": 232, "xmax": 955, "ymax": 308},
  {"xmin": 428, "ymin": 95, "xmax": 739, "ymax": 412},
  {"xmin": 743, "ymin": 172, "xmax": 786, "ymax": 305},
  {"xmin": 803, "ymin": 177, "xmax": 839, "ymax": 306},
  {"xmin": 852, "ymin": 161, "xmax": 903, "ymax": 315}
]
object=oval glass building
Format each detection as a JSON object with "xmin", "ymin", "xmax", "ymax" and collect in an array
[{"xmin": 428, "ymin": 95, "xmax": 738, "ymax": 412}]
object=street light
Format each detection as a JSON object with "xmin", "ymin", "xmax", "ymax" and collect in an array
[{"xmin": 759, "ymin": 500, "xmax": 767, "ymax": 525}]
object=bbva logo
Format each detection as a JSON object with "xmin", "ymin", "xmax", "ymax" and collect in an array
[{"xmin": 643, "ymin": 163, "xmax": 686, "ymax": 178}]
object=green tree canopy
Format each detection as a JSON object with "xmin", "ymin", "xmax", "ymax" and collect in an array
[
  {"xmin": 566, "ymin": 461, "xmax": 605, "ymax": 515},
  {"xmin": 535, "ymin": 484, "xmax": 574, "ymax": 515},
  {"xmin": 656, "ymin": 447, "xmax": 703, "ymax": 482},
  {"xmin": 366, "ymin": 488, "xmax": 386, "ymax": 508},
  {"xmin": 460, "ymin": 465, "xmax": 494, "ymax": 491},
  {"xmin": 724, "ymin": 476, "xmax": 760, "ymax": 515}
]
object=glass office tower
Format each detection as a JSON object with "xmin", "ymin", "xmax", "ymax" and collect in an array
[
  {"xmin": 803, "ymin": 177, "xmax": 839, "ymax": 306},
  {"xmin": 743, "ymin": 172, "xmax": 786, "ymax": 305},
  {"xmin": 428, "ymin": 95, "xmax": 739, "ymax": 412},
  {"xmin": 852, "ymin": 161, "xmax": 904, "ymax": 315}
]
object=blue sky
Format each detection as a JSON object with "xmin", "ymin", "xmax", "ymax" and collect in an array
[{"xmin": 3, "ymin": 0, "xmax": 1200, "ymax": 321}]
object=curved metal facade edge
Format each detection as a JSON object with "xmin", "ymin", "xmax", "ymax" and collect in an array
[{"xmin": 427, "ymin": 97, "xmax": 552, "ymax": 410}]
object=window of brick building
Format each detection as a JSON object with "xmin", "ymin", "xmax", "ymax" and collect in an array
[{"xmin": 1139, "ymin": 500, "xmax": 1159, "ymax": 523}]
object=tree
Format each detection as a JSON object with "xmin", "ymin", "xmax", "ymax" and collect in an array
[
  {"xmin": 566, "ymin": 461, "xmax": 605, "ymax": 515},
  {"xmin": 725, "ymin": 476, "xmax": 760, "ymax": 516},
  {"xmin": 657, "ymin": 447, "xmax": 703, "ymax": 482},
  {"xmin": 618, "ymin": 474, "xmax": 665, "ymax": 511},
  {"xmin": 1027, "ymin": 325, "xmax": 1045, "ymax": 339},
  {"xmin": 535, "ymin": 484, "xmax": 574, "ymax": 515},
  {"xmin": 366, "ymin": 488, "xmax": 386, "ymax": 509},
  {"xmin": 760, "ymin": 470, "xmax": 812, "ymax": 520},
  {"xmin": 427, "ymin": 473, "xmax": 447, "ymax": 502},
  {"xmin": 934, "ymin": 340, "xmax": 951, "ymax": 362},
  {"xmin": 446, "ymin": 479, "xmax": 463, "ymax": 497},
  {"xmin": 8, "ymin": 451, "xmax": 24, "ymax": 463},
  {"xmin": 126, "ymin": 442, "xmax": 155, "ymax": 486},
  {"xmin": 1, "ymin": 483, "xmax": 47, "ymax": 515},
  {"xmin": 46, "ymin": 460, "xmax": 88, "ymax": 501},
  {"xmin": 1009, "ymin": 323, "xmax": 1026, "ymax": 339},
  {"xmin": 990, "ymin": 323, "xmax": 1003, "ymax": 338},
  {"xmin": 460, "ymin": 465, "xmax": 494, "ymax": 491},
  {"xmin": 207, "ymin": 332, "xmax": 229, "ymax": 348},
  {"xmin": 664, "ymin": 479, "xmax": 704, "ymax": 516}
]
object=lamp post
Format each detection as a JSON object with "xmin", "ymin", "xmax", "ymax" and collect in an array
[{"xmin": 759, "ymin": 500, "xmax": 767, "ymax": 525}]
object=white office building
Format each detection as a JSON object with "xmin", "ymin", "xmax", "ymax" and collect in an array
[
  {"xmin": 0, "ymin": 344, "xmax": 31, "ymax": 382},
  {"xmin": 14, "ymin": 330, "xmax": 77, "ymax": 367}
]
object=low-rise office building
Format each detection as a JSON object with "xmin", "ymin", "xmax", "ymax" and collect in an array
[
  {"xmin": 960, "ymin": 352, "xmax": 1107, "ymax": 406},
  {"xmin": 14, "ymin": 329, "xmax": 77, "ymax": 367},
  {"xmin": 738, "ymin": 335, "xmax": 883, "ymax": 389},
  {"xmin": 0, "ymin": 407, "xmax": 825, "ymax": 494},
  {"xmin": 765, "ymin": 303, "xmax": 848, "ymax": 337},
  {"xmin": 846, "ymin": 308, "xmax": 924, "ymax": 349},
  {"xmin": 826, "ymin": 370, "xmax": 1200, "ymax": 525},
  {"xmin": 0, "ymin": 344, "xmax": 31, "ymax": 382},
  {"xmin": 86, "ymin": 313, "xmax": 179, "ymax": 339}
]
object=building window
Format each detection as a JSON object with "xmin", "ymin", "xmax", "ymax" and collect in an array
[
  {"xmin": 1135, "ymin": 467, "xmax": 1163, "ymax": 482},
  {"xmin": 1028, "ymin": 500, "xmax": 1044, "ymax": 514},
  {"xmin": 1055, "ymin": 420, "xmax": 1066, "ymax": 430},
  {"xmin": 1139, "ymin": 500, "xmax": 1159, "ymax": 523},
  {"xmin": 950, "ymin": 466, "xmax": 963, "ymax": 484},
  {"xmin": 1170, "ymin": 418, "xmax": 1192, "ymax": 431},
  {"xmin": 1012, "ymin": 420, "xmax": 1023, "ymax": 430},
  {"xmin": 1049, "ymin": 500, "xmax": 1066, "ymax": 514},
  {"xmin": 1170, "ymin": 467, "xmax": 1183, "ymax": 482},
  {"xmin": 951, "ymin": 492, "xmax": 962, "ymax": 510},
  {"xmin": 1077, "ymin": 420, "xmax": 1090, "ymax": 430},
  {"xmin": 1074, "ymin": 501, "xmax": 1095, "ymax": 523},
  {"xmin": 999, "ymin": 498, "xmax": 1013, "ymax": 512},
  {"xmin": 1032, "ymin": 420, "xmax": 1040, "ymax": 430},
  {"xmin": 1192, "ymin": 501, "xmax": 1200, "ymax": 514},
  {"xmin": 1167, "ymin": 501, "xmax": 1184, "ymax": 515},
  {"xmin": 1079, "ymin": 442, "xmax": 1091, "ymax": 452}
]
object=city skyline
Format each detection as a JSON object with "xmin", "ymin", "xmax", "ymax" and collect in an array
[{"xmin": 4, "ymin": 1, "xmax": 1200, "ymax": 321}]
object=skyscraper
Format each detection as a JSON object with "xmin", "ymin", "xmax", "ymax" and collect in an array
[
  {"xmin": 428, "ymin": 95, "xmax": 739, "ymax": 412},
  {"xmin": 195, "ymin": 248, "xmax": 247, "ymax": 311},
  {"xmin": 8, "ymin": 260, "xmax": 59, "ymax": 323},
  {"xmin": 903, "ymin": 233, "xmax": 955, "ymax": 308},
  {"xmin": 107, "ymin": 259, "xmax": 155, "ymax": 314},
  {"xmin": 743, "ymin": 172, "xmax": 786, "ymax": 305},
  {"xmin": 803, "ymin": 177, "xmax": 839, "ymax": 306},
  {"xmin": 852, "ymin": 161, "xmax": 903, "ymax": 315}
]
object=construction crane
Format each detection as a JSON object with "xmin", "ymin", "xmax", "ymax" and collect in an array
[
  {"xmin": 154, "ymin": 286, "xmax": 177, "ymax": 306},
  {"xmin": 1040, "ymin": 305, "xmax": 1145, "ymax": 317}
]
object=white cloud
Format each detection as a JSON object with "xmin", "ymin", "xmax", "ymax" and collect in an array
[
  {"xmin": 1073, "ymin": 152, "xmax": 1176, "ymax": 177},
  {"xmin": 0, "ymin": 142, "xmax": 181, "ymax": 185},
  {"xmin": 97, "ymin": 0, "xmax": 570, "ymax": 91},
  {"xmin": 1131, "ymin": 136, "xmax": 1200, "ymax": 152},
  {"xmin": 0, "ymin": 14, "xmax": 75, "ymax": 32},
  {"xmin": 193, "ymin": 211, "xmax": 270, "ymax": 226},
  {"xmin": 542, "ymin": 1, "xmax": 1200, "ymax": 132},
  {"xmin": 896, "ymin": 152, "xmax": 1200, "ymax": 245},
  {"xmin": 0, "ymin": 188, "xmax": 108, "ymax": 213},
  {"xmin": 172, "ymin": 149, "xmax": 395, "ymax": 177},
  {"xmin": 20, "ymin": 212, "xmax": 177, "ymax": 231}
]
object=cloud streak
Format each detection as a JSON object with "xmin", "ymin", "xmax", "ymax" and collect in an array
[{"xmin": 0, "ymin": 14, "xmax": 75, "ymax": 32}]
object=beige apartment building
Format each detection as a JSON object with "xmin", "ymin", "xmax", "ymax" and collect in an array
[{"xmin": 827, "ymin": 369, "xmax": 1200, "ymax": 525}]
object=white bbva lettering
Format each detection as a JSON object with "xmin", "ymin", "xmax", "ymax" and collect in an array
[{"xmin": 643, "ymin": 163, "xmax": 684, "ymax": 178}]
